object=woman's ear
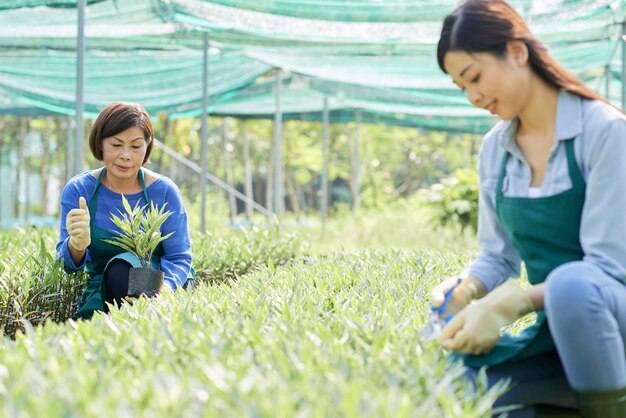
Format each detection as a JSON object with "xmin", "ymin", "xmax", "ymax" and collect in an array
[{"xmin": 506, "ymin": 40, "xmax": 529, "ymax": 67}]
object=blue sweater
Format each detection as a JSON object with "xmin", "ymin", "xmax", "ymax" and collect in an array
[{"xmin": 56, "ymin": 170, "xmax": 193, "ymax": 290}]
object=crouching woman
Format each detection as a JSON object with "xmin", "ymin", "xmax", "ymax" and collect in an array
[{"xmin": 56, "ymin": 101, "xmax": 194, "ymax": 319}]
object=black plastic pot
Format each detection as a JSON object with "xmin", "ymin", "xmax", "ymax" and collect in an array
[{"xmin": 128, "ymin": 267, "xmax": 164, "ymax": 298}]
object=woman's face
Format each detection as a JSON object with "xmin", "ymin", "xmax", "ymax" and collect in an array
[
  {"xmin": 101, "ymin": 126, "xmax": 148, "ymax": 183},
  {"xmin": 443, "ymin": 46, "xmax": 530, "ymax": 121}
]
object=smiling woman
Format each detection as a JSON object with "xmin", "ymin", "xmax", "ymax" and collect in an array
[
  {"xmin": 55, "ymin": 102, "xmax": 195, "ymax": 320},
  {"xmin": 429, "ymin": 1, "xmax": 626, "ymax": 417}
]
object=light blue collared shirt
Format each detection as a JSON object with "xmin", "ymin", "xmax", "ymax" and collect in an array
[{"xmin": 466, "ymin": 90, "xmax": 626, "ymax": 291}]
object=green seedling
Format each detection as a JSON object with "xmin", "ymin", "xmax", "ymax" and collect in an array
[{"xmin": 103, "ymin": 195, "xmax": 173, "ymax": 269}]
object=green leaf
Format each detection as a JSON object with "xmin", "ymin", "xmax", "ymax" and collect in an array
[
  {"xmin": 103, "ymin": 197, "xmax": 174, "ymax": 263},
  {"xmin": 121, "ymin": 194, "xmax": 132, "ymax": 215}
]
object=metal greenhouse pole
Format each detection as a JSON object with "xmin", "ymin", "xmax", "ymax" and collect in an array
[
  {"xmin": 622, "ymin": 20, "xmax": 626, "ymax": 110},
  {"xmin": 242, "ymin": 120, "xmax": 254, "ymax": 221},
  {"xmin": 605, "ymin": 64, "xmax": 611, "ymax": 99},
  {"xmin": 321, "ymin": 97, "xmax": 329, "ymax": 232},
  {"xmin": 200, "ymin": 32, "xmax": 210, "ymax": 231},
  {"xmin": 75, "ymin": 0, "xmax": 85, "ymax": 175},
  {"xmin": 66, "ymin": 117, "xmax": 74, "ymax": 183},
  {"xmin": 353, "ymin": 109, "xmax": 362, "ymax": 211},
  {"xmin": 273, "ymin": 69, "xmax": 283, "ymax": 215}
]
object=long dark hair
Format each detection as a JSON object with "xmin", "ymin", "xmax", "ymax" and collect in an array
[{"xmin": 437, "ymin": 0, "xmax": 602, "ymax": 101}]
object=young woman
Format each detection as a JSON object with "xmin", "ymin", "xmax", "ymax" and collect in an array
[
  {"xmin": 56, "ymin": 102, "xmax": 193, "ymax": 320},
  {"xmin": 432, "ymin": 0, "xmax": 626, "ymax": 416}
]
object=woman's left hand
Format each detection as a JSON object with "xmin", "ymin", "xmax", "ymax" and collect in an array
[{"xmin": 438, "ymin": 280, "xmax": 534, "ymax": 355}]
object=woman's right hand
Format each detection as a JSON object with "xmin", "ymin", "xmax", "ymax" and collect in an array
[
  {"xmin": 430, "ymin": 276, "xmax": 485, "ymax": 317},
  {"xmin": 66, "ymin": 196, "xmax": 91, "ymax": 251}
]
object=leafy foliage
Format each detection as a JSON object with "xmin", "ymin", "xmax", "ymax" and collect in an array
[
  {"xmin": 420, "ymin": 169, "xmax": 479, "ymax": 233},
  {"xmin": 145, "ymin": 117, "xmax": 479, "ymax": 218},
  {"xmin": 3, "ymin": 115, "xmax": 481, "ymax": 224},
  {"xmin": 0, "ymin": 249, "xmax": 506, "ymax": 417},
  {"xmin": 304, "ymin": 197, "xmax": 477, "ymax": 255},
  {"xmin": 102, "ymin": 195, "xmax": 174, "ymax": 269},
  {"xmin": 192, "ymin": 225, "xmax": 305, "ymax": 284},
  {"xmin": 0, "ymin": 228, "xmax": 84, "ymax": 339},
  {"xmin": 0, "ymin": 213, "xmax": 516, "ymax": 415},
  {"xmin": 0, "ymin": 225, "xmax": 303, "ymax": 337}
]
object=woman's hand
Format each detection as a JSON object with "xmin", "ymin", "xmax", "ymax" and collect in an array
[
  {"xmin": 67, "ymin": 197, "xmax": 91, "ymax": 251},
  {"xmin": 438, "ymin": 280, "xmax": 534, "ymax": 355},
  {"xmin": 431, "ymin": 276, "xmax": 485, "ymax": 317}
]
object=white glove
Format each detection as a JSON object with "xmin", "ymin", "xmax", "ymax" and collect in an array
[{"xmin": 66, "ymin": 196, "xmax": 91, "ymax": 251}]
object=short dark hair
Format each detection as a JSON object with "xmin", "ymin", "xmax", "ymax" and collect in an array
[
  {"xmin": 437, "ymin": 0, "xmax": 602, "ymax": 102},
  {"xmin": 89, "ymin": 101, "xmax": 154, "ymax": 164}
]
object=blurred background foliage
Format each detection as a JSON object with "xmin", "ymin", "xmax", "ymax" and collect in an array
[{"xmin": 1, "ymin": 114, "xmax": 481, "ymax": 233}]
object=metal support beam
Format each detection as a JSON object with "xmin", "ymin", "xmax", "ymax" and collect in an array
[
  {"xmin": 75, "ymin": 0, "xmax": 85, "ymax": 175},
  {"xmin": 605, "ymin": 64, "xmax": 611, "ymax": 100},
  {"xmin": 66, "ymin": 117, "xmax": 74, "ymax": 183},
  {"xmin": 353, "ymin": 109, "xmax": 362, "ymax": 211},
  {"xmin": 154, "ymin": 139, "xmax": 275, "ymax": 220},
  {"xmin": 622, "ymin": 20, "xmax": 626, "ymax": 111},
  {"xmin": 321, "ymin": 97, "xmax": 329, "ymax": 232},
  {"xmin": 242, "ymin": 120, "xmax": 254, "ymax": 221},
  {"xmin": 200, "ymin": 32, "xmax": 210, "ymax": 232},
  {"xmin": 273, "ymin": 69, "xmax": 283, "ymax": 215}
]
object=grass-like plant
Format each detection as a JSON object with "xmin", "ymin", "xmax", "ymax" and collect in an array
[
  {"xmin": 0, "ymin": 248, "xmax": 507, "ymax": 416},
  {"xmin": 0, "ymin": 228, "xmax": 85, "ymax": 339},
  {"xmin": 102, "ymin": 195, "xmax": 174, "ymax": 269}
]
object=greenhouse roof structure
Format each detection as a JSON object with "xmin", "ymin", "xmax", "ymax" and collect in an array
[{"xmin": 0, "ymin": 0, "xmax": 624, "ymax": 133}]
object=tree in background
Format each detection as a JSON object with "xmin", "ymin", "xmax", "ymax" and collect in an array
[{"xmin": 1, "ymin": 114, "xmax": 481, "ymax": 230}]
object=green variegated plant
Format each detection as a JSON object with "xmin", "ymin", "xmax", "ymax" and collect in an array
[
  {"xmin": 103, "ymin": 195, "xmax": 174, "ymax": 269},
  {"xmin": 420, "ymin": 168, "xmax": 479, "ymax": 234}
]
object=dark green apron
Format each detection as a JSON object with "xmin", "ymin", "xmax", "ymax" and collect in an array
[
  {"xmin": 73, "ymin": 168, "xmax": 163, "ymax": 320},
  {"xmin": 462, "ymin": 138, "xmax": 585, "ymax": 367}
]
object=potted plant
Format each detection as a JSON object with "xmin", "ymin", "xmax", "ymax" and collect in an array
[{"xmin": 103, "ymin": 195, "xmax": 173, "ymax": 297}]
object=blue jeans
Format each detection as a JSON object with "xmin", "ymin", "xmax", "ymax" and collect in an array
[{"xmin": 471, "ymin": 261, "xmax": 626, "ymax": 417}]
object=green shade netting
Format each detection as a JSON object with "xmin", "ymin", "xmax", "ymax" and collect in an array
[
  {"xmin": 0, "ymin": 87, "xmax": 58, "ymax": 116},
  {"xmin": 0, "ymin": 1, "xmax": 96, "ymax": 9},
  {"xmin": 0, "ymin": 48, "xmax": 272, "ymax": 118},
  {"xmin": 208, "ymin": 74, "xmax": 496, "ymax": 132},
  {"xmin": 156, "ymin": 0, "xmax": 624, "ymax": 51},
  {"xmin": 4, "ymin": 0, "xmax": 620, "ymax": 51},
  {"xmin": 245, "ymin": 39, "xmax": 620, "ymax": 89},
  {"xmin": 157, "ymin": 0, "xmax": 622, "ymax": 23},
  {"xmin": 3, "ymin": 0, "xmax": 622, "ymax": 25},
  {"xmin": 0, "ymin": 0, "xmax": 623, "ymax": 130},
  {"xmin": 0, "ymin": 0, "xmax": 190, "ymax": 51}
]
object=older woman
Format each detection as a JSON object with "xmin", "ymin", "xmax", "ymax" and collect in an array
[{"xmin": 56, "ymin": 101, "xmax": 193, "ymax": 320}]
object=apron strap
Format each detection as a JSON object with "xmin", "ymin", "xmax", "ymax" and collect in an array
[
  {"xmin": 88, "ymin": 167, "xmax": 150, "ymax": 224},
  {"xmin": 564, "ymin": 139, "xmax": 585, "ymax": 187},
  {"xmin": 88, "ymin": 168, "xmax": 107, "ymax": 224},
  {"xmin": 495, "ymin": 151, "xmax": 509, "ymax": 201},
  {"xmin": 138, "ymin": 168, "xmax": 150, "ymax": 204}
]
